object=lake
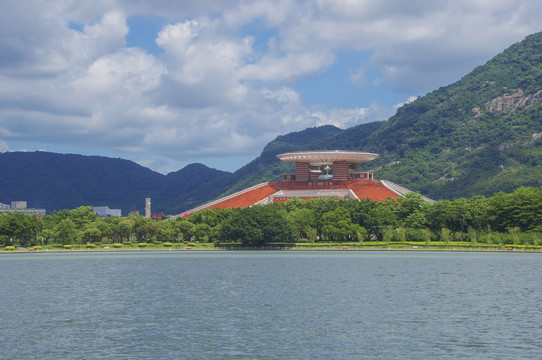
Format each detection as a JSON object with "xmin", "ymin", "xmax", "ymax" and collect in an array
[{"xmin": 1, "ymin": 251, "xmax": 541, "ymax": 359}]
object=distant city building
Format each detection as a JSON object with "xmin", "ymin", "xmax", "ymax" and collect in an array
[
  {"xmin": 93, "ymin": 206, "xmax": 122, "ymax": 217},
  {"xmin": 145, "ymin": 198, "xmax": 151, "ymax": 218},
  {"xmin": 11, "ymin": 201, "xmax": 27, "ymax": 209},
  {"xmin": 0, "ymin": 201, "xmax": 46, "ymax": 216},
  {"xmin": 129, "ymin": 210, "xmax": 140, "ymax": 217},
  {"xmin": 151, "ymin": 212, "xmax": 164, "ymax": 220}
]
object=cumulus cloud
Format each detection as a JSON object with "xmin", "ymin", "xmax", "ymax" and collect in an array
[
  {"xmin": 393, "ymin": 96, "xmax": 418, "ymax": 111},
  {"xmin": 0, "ymin": 0, "xmax": 541, "ymax": 173},
  {"xmin": 0, "ymin": 140, "xmax": 9, "ymax": 152}
]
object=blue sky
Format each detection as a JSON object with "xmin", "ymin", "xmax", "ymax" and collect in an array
[{"xmin": 0, "ymin": 0, "xmax": 541, "ymax": 174}]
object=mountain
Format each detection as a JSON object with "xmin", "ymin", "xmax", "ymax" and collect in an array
[
  {"xmin": 359, "ymin": 31, "xmax": 542, "ymax": 199},
  {"xmin": 0, "ymin": 152, "xmax": 230, "ymax": 214}
]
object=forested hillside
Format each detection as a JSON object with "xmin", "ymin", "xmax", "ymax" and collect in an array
[
  {"xmin": 0, "ymin": 152, "xmax": 231, "ymax": 214},
  {"xmin": 361, "ymin": 32, "xmax": 542, "ymax": 199}
]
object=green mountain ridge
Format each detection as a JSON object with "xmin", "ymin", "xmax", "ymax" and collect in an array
[{"xmin": 362, "ymin": 31, "xmax": 542, "ymax": 199}]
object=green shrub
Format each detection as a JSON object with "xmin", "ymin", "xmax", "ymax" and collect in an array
[
  {"xmin": 113, "ymin": 243, "xmax": 122, "ymax": 248},
  {"xmin": 86, "ymin": 244, "xmax": 96, "ymax": 248},
  {"xmin": 94, "ymin": 242, "xmax": 102, "ymax": 246},
  {"xmin": 32, "ymin": 246, "xmax": 42, "ymax": 250},
  {"xmin": 163, "ymin": 242, "xmax": 172, "ymax": 247},
  {"xmin": 123, "ymin": 242, "xmax": 133, "ymax": 246},
  {"xmin": 138, "ymin": 243, "xmax": 147, "ymax": 247},
  {"xmin": 63, "ymin": 245, "xmax": 72, "ymax": 249},
  {"xmin": 405, "ymin": 228, "xmax": 424, "ymax": 242}
]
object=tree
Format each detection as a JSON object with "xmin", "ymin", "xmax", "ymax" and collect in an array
[
  {"xmin": 133, "ymin": 217, "xmax": 162, "ymax": 243},
  {"xmin": 68, "ymin": 206, "xmax": 98, "ymax": 229},
  {"xmin": 55, "ymin": 218, "xmax": 77, "ymax": 245},
  {"xmin": 441, "ymin": 228, "xmax": 451, "ymax": 247},
  {"xmin": 287, "ymin": 208, "xmax": 317, "ymax": 240},
  {"xmin": 382, "ymin": 226, "xmax": 394, "ymax": 246},
  {"xmin": 117, "ymin": 220, "xmax": 133, "ymax": 242},
  {"xmin": 487, "ymin": 187, "xmax": 542, "ymax": 232},
  {"xmin": 426, "ymin": 200, "xmax": 452, "ymax": 232},
  {"xmin": 82, "ymin": 227, "xmax": 102, "ymax": 243},
  {"xmin": 320, "ymin": 208, "xmax": 365, "ymax": 241},
  {"xmin": 162, "ymin": 221, "xmax": 181, "ymax": 242},
  {"xmin": 404, "ymin": 211, "xmax": 427, "ymax": 229},
  {"xmin": 351, "ymin": 199, "xmax": 397, "ymax": 239},
  {"xmin": 193, "ymin": 223, "xmax": 212, "ymax": 242},
  {"xmin": 0, "ymin": 213, "xmax": 42, "ymax": 247},
  {"xmin": 394, "ymin": 192, "xmax": 428, "ymax": 222},
  {"xmin": 220, "ymin": 205, "xmax": 295, "ymax": 246},
  {"xmin": 177, "ymin": 220, "xmax": 195, "ymax": 241}
]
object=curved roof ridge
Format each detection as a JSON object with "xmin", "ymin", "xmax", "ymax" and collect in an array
[
  {"xmin": 169, "ymin": 182, "xmax": 272, "ymax": 219},
  {"xmin": 380, "ymin": 180, "xmax": 435, "ymax": 203}
]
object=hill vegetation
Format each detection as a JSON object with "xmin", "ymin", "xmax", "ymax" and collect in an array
[
  {"xmin": 0, "ymin": 152, "xmax": 231, "ymax": 214},
  {"xmin": 361, "ymin": 32, "xmax": 542, "ymax": 199}
]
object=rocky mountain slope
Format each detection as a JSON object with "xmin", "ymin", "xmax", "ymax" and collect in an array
[{"xmin": 361, "ymin": 31, "xmax": 542, "ymax": 199}]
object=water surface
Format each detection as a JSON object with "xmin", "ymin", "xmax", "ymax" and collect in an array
[{"xmin": 1, "ymin": 251, "xmax": 541, "ymax": 359}]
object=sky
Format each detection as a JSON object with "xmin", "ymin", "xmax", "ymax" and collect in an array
[{"xmin": 1, "ymin": 0, "xmax": 541, "ymax": 174}]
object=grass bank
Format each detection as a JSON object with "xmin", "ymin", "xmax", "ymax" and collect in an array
[{"xmin": 3, "ymin": 241, "xmax": 541, "ymax": 253}]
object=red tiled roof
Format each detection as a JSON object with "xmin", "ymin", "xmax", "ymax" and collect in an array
[
  {"xmin": 345, "ymin": 179, "xmax": 398, "ymax": 201},
  {"xmin": 205, "ymin": 179, "xmax": 397, "ymax": 210},
  {"xmin": 208, "ymin": 183, "xmax": 280, "ymax": 209}
]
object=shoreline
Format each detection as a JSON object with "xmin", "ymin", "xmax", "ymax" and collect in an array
[{"xmin": 1, "ymin": 246, "xmax": 540, "ymax": 254}]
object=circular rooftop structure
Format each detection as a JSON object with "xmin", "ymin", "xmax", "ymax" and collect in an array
[{"xmin": 277, "ymin": 150, "xmax": 379, "ymax": 164}]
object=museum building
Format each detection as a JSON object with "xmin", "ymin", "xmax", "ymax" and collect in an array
[{"xmin": 172, "ymin": 150, "xmax": 432, "ymax": 219}]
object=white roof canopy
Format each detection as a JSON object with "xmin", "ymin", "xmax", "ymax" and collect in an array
[{"xmin": 277, "ymin": 150, "xmax": 378, "ymax": 164}]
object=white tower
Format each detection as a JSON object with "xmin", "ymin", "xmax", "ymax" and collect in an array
[{"xmin": 145, "ymin": 198, "xmax": 151, "ymax": 218}]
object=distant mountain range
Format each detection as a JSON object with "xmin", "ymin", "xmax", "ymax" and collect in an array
[
  {"xmin": 0, "ymin": 125, "xmax": 341, "ymax": 214},
  {"xmin": 0, "ymin": 151, "xmax": 229, "ymax": 214},
  {"xmin": 2, "ymin": 32, "xmax": 542, "ymax": 214}
]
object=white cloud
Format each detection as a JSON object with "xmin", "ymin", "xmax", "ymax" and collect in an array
[
  {"xmin": 350, "ymin": 66, "xmax": 366, "ymax": 87},
  {"xmin": 0, "ymin": 140, "xmax": 9, "ymax": 152},
  {"xmin": 393, "ymin": 96, "xmax": 418, "ymax": 111},
  {"xmin": 0, "ymin": 0, "xmax": 541, "ymax": 173},
  {"xmin": 238, "ymin": 51, "xmax": 335, "ymax": 82}
]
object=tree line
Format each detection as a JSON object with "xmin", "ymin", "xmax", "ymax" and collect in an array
[{"xmin": 1, "ymin": 186, "xmax": 541, "ymax": 248}]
